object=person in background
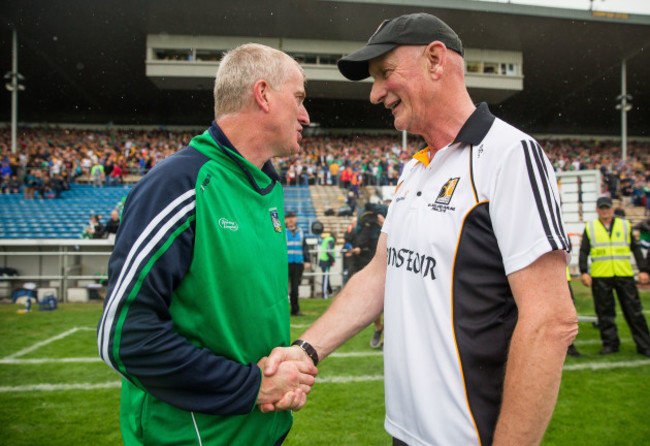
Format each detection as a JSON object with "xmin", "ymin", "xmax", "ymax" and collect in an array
[
  {"xmin": 23, "ymin": 169, "xmax": 35, "ymax": 200},
  {"xmin": 318, "ymin": 231, "xmax": 336, "ymax": 299},
  {"xmin": 613, "ymin": 199, "xmax": 626, "ymax": 218},
  {"xmin": 265, "ymin": 13, "xmax": 576, "ymax": 446},
  {"xmin": 103, "ymin": 208, "xmax": 121, "ymax": 240},
  {"xmin": 97, "ymin": 43, "xmax": 317, "ymax": 445},
  {"xmin": 90, "ymin": 160, "xmax": 104, "ymax": 187},
  {"xmin": 33, "ymin": 170, "xmax": 46, "ymax": 199},
  {"xmin": 579, "ymin": 195, "xmax": 650, "ymax": 358},
  {"xmin": 107, "ymin": 162, "xmax": 123, "ymax": 186},
  {"xmin": 81, "ymin": 214, "xmax": 104, "ymax": 239},
  {"xmin": 285, "ymin": 210, "xmax": 311, "ymax": 316},
  {"xmin": 347, "ymin": 204, "xmax": 387, "ymax": 349},
  {"xmin": 8, "ymin": 175, "xmax": 21, "ymax": 194},
  {"xmin": 0, "ymin": 173, "xmax": 9, "ymax": 194}
]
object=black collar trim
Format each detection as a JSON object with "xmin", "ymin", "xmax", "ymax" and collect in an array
[{"xmin": 453, "ymin": 102, "xmax": 496, "ymax": 146}]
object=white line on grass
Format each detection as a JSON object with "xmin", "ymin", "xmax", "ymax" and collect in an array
[
  {"xmin": 573, "ymin": 338, "xmax": 631, "ymax": 346},
  {"xmin": 329, "ymin": 351, "xmax": 383, "ymax": 358},
  {"xmin": 0, "ymin": 357, "xmax": 102, "ymax": 365},
  {"xmin": 563, "ymin": 359, "xmax": 650, "ymax": 371},
  {"xmin": 0, "ymin": 381, "xmax": 121, "ymax": 393},
  {"xmin": 1, "ymin": 358, "xmax": 649, "ymax": 392},
  {"xmin": 3, "ymin": 327, "xmax": 95, "ymax": 360},
  {"xmin": 315, "ymin": 360, "xmax": 650, "ymax": 384},
  {"xmin": 317, "ymin": 375, "xmax": 385, "ymax": 384}
]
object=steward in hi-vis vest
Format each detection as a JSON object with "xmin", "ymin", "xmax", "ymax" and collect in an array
[
  {"xmin": 286, "ymin": 211, "xmax": 311, "ymax": 316},
  {"xmin": 579, "ymin": 196, "xmax": 650, "ymax": 358},
  {"xmin": 318, "ymin": 233, "xmax": 336, "ymax": 299}
]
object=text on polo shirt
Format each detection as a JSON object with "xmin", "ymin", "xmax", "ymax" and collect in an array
[{"xmin": 386, "ymin": 246, "xmax": 437, "ymax": 280}]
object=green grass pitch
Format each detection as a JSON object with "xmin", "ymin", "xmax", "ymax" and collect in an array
[{"xmin": 0, "ymin": 282, "xmax": 649, "ymax": 445}]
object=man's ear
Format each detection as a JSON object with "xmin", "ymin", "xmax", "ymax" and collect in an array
[
  {"xmin": 253, "ymin": 79, "xmax": 271, "ymax": 112},
  {"xmin": 425, "ymin": 41, "xmax": 446, "ymax": 80}
]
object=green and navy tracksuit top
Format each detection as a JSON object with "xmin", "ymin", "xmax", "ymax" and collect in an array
[{"xmin": 97, "ymin": 122, "xmax": 291, "ymax": 445}]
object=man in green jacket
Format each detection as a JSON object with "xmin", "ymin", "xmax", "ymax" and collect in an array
[{"xmin": 98, "ymin": 43, "xmax": 317, "ymax": 445}]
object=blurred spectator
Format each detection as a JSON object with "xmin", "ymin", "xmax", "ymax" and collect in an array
[
  {"xmin": 8, "ymin": 175, "xmax": 21, "ymax": 194},
  {"xmin": 33, "ymin": 170, "xmax": 46, "ymax": 199},
  {"xmin": 104, "ymin": 209, "xmax": 121, "ymax": 240},
  {"xmin": 90, "ymin": 160, "xmax": 104, "ymax": 187},
  {"xmin": 107, "ymin": 163, "xmax": 123, "ymax": 186},
  {"xmin": 0, "ymin": 159, "xmax": 11, "ymax": 179},
  {"xmin": 0, "ymin": 173, "xmax": 9, "ymax": 193},
  {"xmin": 50, "ymin": 173, "xmax": 68, "ymax": 199},
  {"xmin": 644, "ymin": 180, "xmax": 650, "ymax": 216},
  {"xmin": 340, "ymin": 165, "xmax": 352, "ymax": 189},
  {"xmin": 82, "ymin": 214, "xmax": 105, "ymax": 239},
  {"xmin": 23, "ymin": 169, "xmax": 35, "ymax": 199}
]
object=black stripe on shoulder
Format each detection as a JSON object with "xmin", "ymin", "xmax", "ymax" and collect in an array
[
  {"xmin": 531, "ymin": 141, "xmax": 571, "ymax": 251},
  {"xmin": 521, "ymin": 140, "xmax": 560, "ymax": 251}
]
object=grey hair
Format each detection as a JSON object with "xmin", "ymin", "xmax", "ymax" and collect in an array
[{"xmin": 213, "ymin": 43, "xmax": 304, "ymax": 119}]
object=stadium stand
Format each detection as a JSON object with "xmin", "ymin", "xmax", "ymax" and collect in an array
[
  {"xmin": 283, "ymin": 186, "xmax": 317, "ymax": 235},
  {"xmin": 2, "ymin": 126, "xmax": 650, "ymax": 240},
  {"xmin": 0, "ymin": 183, "xmax": 326, "ymax": 240},
  {"xmin": 0, "ymin": 184, "xmax": 131, "ymax": 239}
]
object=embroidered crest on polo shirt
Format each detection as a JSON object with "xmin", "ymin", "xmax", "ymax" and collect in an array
[
  {"xmin": 436, "ymin": 177, "xmax": 459, "ymax": 205},
  {"xmin": 269, "ymin": 207, "xmax": 282, "ymax": 233},
  {"xmin": 428, "ymin": 177, "xmax": 460, "ymax": 213}
]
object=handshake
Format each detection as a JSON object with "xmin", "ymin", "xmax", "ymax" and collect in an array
[{"xmin": 256, "ymin": 344, "xmax": 319, "ymax": 413}]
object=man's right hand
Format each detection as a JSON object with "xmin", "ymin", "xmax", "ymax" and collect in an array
[
  {"xmin": 256, "ymin": 349, "xmax": 318, "ymax": 413},
  {"xmin": 580, "ymin": 272, "xmax": 592, "ymax": 287}
]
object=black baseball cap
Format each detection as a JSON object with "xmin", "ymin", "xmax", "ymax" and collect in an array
[
  {"xmin": 596, "ymin": 196, "xmax": 613, "ymax": 208},
  {"xmin": 285, "ymin": 211, "xmax": 296, "ymax": 218},
  {"xmin": 337, "ymin": 12, "xmax": 464, "ymax": 81}
]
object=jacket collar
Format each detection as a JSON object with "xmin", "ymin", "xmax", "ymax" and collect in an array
[{"xmin": 206, "ymin": 121, "xmax": 281, "ymax": 195}]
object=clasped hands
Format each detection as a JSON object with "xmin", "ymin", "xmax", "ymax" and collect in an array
[{"xmin": 256, "ymin": 345, "xmax": 318, "ymax": 413}]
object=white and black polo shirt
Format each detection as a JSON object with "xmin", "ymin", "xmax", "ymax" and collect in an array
[{"xmin": 381, "ymin": 103, "xmax": 570, "ymax": 446}]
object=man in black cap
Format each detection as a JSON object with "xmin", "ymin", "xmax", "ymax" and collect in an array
[
  {"xmin": 580, "ymin": 196, "xmax": 650, "ymax": 357},
  {"xmin": 265, "ymin": 12, "xmax": 576, "ymax": 446}
]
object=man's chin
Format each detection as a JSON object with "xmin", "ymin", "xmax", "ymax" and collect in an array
[{"xmin": 393, "ymin": 121, "xmax": 407, "ymax": 132}]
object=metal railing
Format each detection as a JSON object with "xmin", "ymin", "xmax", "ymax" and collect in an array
[
  {"xmin": 0, "ymin": 240, "xmax": 350, "ymax": 302},
  {"xmin": 0, "ymin": 239, "xmax": 113, "ymax": 302}
]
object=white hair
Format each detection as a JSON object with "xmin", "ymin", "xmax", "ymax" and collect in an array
[{"xmin": 213, "ymin": 43, "xmax": 304, "ymax": 119}]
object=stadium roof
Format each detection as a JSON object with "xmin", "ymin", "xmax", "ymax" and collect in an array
[{"xmin": 1, "ymin": 0, "xmax": 650, "ymax": 136}]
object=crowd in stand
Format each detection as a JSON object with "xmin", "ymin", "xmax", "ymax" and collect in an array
[
  {"xmin": 2, "ymin": 127, "xmax": 650, "ymax": 206},
  {"xmin": 0, "ymin": 127, "xmax": 194, "ymax": 199},
  {"xmin": 542, "ymin": 138, "xmax": 650, "ymax": 210}
]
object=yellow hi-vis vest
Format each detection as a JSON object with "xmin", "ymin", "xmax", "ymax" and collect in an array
[{"xmin": 585, "ymin": 218, "xmax": 634, "ymax": 277}]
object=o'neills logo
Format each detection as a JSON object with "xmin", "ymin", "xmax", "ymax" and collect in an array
[
  {"xmin": 386, "ymin": 246, "xmax": 437, "ymax": 280},
  {"xmin": 219, "ymin": 218, "xmax": 239, "ymax": 231}
]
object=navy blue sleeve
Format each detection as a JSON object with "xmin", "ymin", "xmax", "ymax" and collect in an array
[{"xmin": 97, "ymin": 147, "xmax": 261, "ymax": 415}]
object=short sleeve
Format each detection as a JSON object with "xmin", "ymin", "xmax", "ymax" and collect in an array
[{"xmin": 488, "ymin": 138, "xmax": 570, "ymax": 275}]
